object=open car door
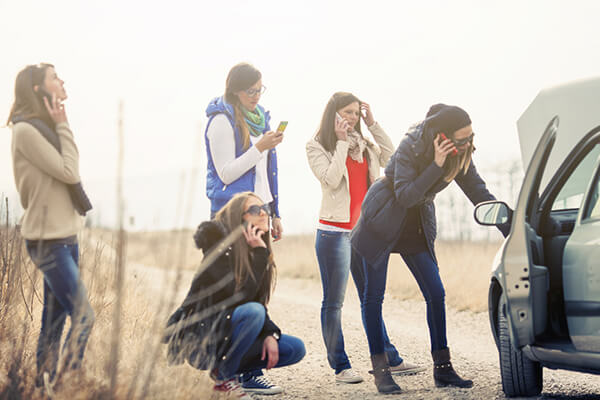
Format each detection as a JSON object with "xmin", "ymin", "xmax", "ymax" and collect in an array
[{"xmin": 500, "ymin": 117, "xmax": 558, "ymax": 348}]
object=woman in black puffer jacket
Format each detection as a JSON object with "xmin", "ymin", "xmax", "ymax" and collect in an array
[
  {"xmin": 163, "ymin": 192, "xmax": 305, "ymax": 398},
  {"xmin": 351, "ymin": 104, "xmax": 509, "ymax": 394}
]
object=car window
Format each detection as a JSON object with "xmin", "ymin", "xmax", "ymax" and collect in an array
[
  {"xmin": 551, "ymin": 144, "xmax": 600, "ymax": 211},
  {"xmin": 582, "ymin": 165, "xmax": 600, "ymax": 220}
]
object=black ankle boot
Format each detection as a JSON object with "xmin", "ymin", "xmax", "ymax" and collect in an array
[
  {"xmin": 432, "ymin": 348, "xmax": 473, "ymax": 388},
  {"xmin": 370, "ymin": 353, "xmax": 402, "ymax": 394}
]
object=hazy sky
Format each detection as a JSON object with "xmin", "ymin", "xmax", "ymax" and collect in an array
[{"xmin": 1, "ymin": 0, "xmax": 600, "ymax": 233}]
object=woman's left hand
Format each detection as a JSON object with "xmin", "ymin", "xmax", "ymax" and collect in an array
[
  {"xmin": 261, "ymin": 335, "xmax": 279, "ymax": 369},
  {"xmin": 243, "ymin": 223, "xmax": 267, "ymax": 248},
  {"xmin": 271, "ymin": 217, "xmax": 283, "ymax": 242},
  {"xmin": 360, "ymin": 102, "xmax": 375, "ymax": 127}
]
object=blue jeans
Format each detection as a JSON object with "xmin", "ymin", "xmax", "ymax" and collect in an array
[
  {"xmin": 219, "ymin": 302, "xmax": 305, "ymax": 380},
  {"xmin": 362, "ymin": 251, "xmax": 447, "ymax": 355},
  {"xmin": 316, "ymin": 230, "xmax": 403, "ymax": 373},
  {"xmin": 25, "ymin": 239, "xmax": 95, "ymax": 382}
]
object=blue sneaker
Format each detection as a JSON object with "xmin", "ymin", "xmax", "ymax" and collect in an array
[{"xmin": 239, "ymin": 372, "xmax": 283, "ymax": 395}]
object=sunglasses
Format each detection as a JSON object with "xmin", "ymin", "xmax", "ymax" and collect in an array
[
  {"xmin": 245, "ymin": 85, "xmax": 267, "ymax": 97},
  {"xmin": 451, "ymin": 133, "xmax": 475, "ymax": 147},
  {"xmin": 243, "ymin": 204, "xmax": 272, "ymax": 217}
]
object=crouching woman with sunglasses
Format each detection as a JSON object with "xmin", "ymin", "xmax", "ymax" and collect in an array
[
  {"xmin": 163, "ymin": 192, "xmax": 305, "ymax": 399},
  {"xmin": 351, "ymin": 104, "xmax": 509, "ymax": 393}
]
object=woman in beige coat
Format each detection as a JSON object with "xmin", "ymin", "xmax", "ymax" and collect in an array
[{"xmin": 305, "ymin": 92, "xmax": 424, "ymax": 384}]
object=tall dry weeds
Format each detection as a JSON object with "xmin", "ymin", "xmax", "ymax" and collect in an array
[{"xmin": 0, "ymin": 194, "xmax": 218, "ymax": 400}]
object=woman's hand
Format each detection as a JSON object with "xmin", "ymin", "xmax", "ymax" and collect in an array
[
  {"xmin": 261, "ymin": 335, "xmax": 279, "ymax": 369},
  {"xmin": 360, "ymin": 102, "xmax": 375, "ymax": 127},
  {"xmin": 43, "ymin": 93, "xmax": 68, "ymax": 124},
  {"xmin": 433, "ymin": 134, "xmax": 457, "ymax": 167},
  {"xmin": 271, "ymin": 217, "xmax": 283, "ymax": 242},
  {"xmin": 243, "ymin": 223, "xmax": 267, "ymax": 248},
  {"xmin": 334, "ymin": 116, "xmax": 349, "ymax": 141},
  {"xmin": 255, "ymin": 130, "xmax": 283, "ymax": 152}
]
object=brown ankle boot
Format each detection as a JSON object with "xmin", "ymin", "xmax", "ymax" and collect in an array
[
  {"xmin": 370, "ymin": 353, "xmax": 402, "ymax": 394},
  {"xmin": 432, "ymin": 348, "xmax": 473, "ymax": 388}
]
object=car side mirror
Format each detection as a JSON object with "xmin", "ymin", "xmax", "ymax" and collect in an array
[{"xmin": 474, "ymin": 201, "xmax": 512, "ymax": 226}]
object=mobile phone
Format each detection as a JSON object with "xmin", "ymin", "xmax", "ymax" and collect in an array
[
  {"xmin": 276, "ymin": 121, "xmax": 288, "ymax": 134},
  {"xmin": 439, "ymin": 133, "xmax": 458, "ymax": 156},
  {"xmin": 335, "ymin": 112, "xmax": 342, "ymax": 122},
  {"xmin": 35, "ymin": 87, "xmax": 53, "ymax": 105}
]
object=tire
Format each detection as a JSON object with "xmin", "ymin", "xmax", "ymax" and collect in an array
[{"xmin": 497, "ymin": 297, "xmax": 543, "ymax": 397}]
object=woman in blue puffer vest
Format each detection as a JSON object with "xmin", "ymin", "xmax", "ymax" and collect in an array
[
  {"xmin": 351, "ymin": 104, "xmax": 509, "ymax": 394},
  {"xmin": 204, "ymin": 62, "xmax": 285, "ymax": 395},
  {"xmin": 205, "ymin": 62, "xmax": 284, "ymax": 240}
]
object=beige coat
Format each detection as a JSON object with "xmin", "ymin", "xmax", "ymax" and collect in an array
[
  {"xmin": 11, "ymin": 121, "xmax": 83, "ymax": 240},
  {"xmin": 306, "ymin": 122, "xmax": 394, "ymax": 223}
]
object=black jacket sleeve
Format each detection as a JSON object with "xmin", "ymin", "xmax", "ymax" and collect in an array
[
  {"xmin": 455, "ymin": 162, "xmax": 511, "ymax": 237},
  {"xmin": 391, "ymin": 141, "xmax": 445, "ymax": 208},
  {"xmin": 454, "ymin": 162, "xmax": 496, "ymax": 206},
  {"xmin": 260, "ymin": 310, "xmax": 282, "ymax": 340}
]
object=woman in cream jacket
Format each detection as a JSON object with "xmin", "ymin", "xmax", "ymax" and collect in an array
[{"xmin": 306, "ymin": 92, "xmax": 424, "ymax": 384}]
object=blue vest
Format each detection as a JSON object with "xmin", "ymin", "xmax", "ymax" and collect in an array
[{"xmin": 204, "ymin": 97, "xmax": 280, "ymax": 217}]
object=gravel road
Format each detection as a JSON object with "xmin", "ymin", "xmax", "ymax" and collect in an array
[
  {"xmin": 123, "ymin": 253, "xmax": 600, "ymax": 400},
  {"xmin": 260, "ymin": 277, "xmax": 600, "ymax": 400}
]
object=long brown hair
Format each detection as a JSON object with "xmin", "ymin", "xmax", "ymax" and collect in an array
[
  {"xmin": 224, "ymin": 63, "xmax": 262, "ymax": 151},
  {"xmin": 6, "ymin": 63, "xmax": 54, "ymax": 126},
  {"xmin": 214, "ymin": 192, "xmax": 276, "ymax": 305},
  {"xmin": 315, "ymin": 92, "xmax": 363, "ymax": 153}
]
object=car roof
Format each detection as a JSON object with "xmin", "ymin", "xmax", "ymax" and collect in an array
[{"xmin": 517, "ymin": 76, "xmax": 600, "ymax": 189}]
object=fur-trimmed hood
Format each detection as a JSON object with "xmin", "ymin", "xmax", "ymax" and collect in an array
[{"xmin": 193, "ymin": 220, "xmax": 229, "ymax": 253}]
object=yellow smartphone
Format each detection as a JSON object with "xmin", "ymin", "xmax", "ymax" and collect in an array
[{"xmin": 276, "ymin": 121, "xmax": 288, "ymax": 134}]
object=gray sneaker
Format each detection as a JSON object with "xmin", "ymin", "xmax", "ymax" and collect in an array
[
  {"xmin": 335, "ymin": 368, "xmax": 364, "ymax": 384},
  {"xmin": 389, "ymin": 361, "xmax": 427, "ymax": 376}
]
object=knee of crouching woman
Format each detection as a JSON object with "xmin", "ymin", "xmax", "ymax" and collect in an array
[{"xmin": 233, "ymin": 302, "xmax": 266, "ymax": 328}]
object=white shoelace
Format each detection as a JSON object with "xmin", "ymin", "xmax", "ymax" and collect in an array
[{"xmin": 254, "ymin": 376, "xmax": 274, "ymax": 387}]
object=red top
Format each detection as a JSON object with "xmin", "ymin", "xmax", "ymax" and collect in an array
[{"xmin": 320, "ymin": 155, "xmax": 369, "ymax": 230}]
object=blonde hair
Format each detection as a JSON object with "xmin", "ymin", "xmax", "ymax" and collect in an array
[
  {"xmin": 214, "ymin": 192, "xmax": 276, "ymax": 304},
  {"xmin": 442, "ymin": 144, "xmax": 473, "ymax": 182}
]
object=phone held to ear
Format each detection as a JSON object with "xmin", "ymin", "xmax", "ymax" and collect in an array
[
  {"xmin": 335, "ymin": 112, "xmax": 343, "ymax": 123},
  {"xmin": 276, "ymin": 121, "xmax": 288, "ymax": 134},
  {"xmin": 35, "ymin": 87, "xmax": 53, "ymax": 105},
  {"xmin": 439, "ymin": 133, "xmax": 458, "ymax": 156}
]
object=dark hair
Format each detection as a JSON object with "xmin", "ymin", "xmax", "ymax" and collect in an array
[
  {"xmin": 224, "ymin": 63, "xmax": 262, "ymax": 150},
  {"xmin": 425, "ymin": 103, "xmax": 474, "ymax": 182},
  {"xmin": 315, "ymin": 92, "xmax": 362, "ymax": 153},
  {"xmin": 6, "ymin": 63, "xmax": 54, "ymax": 126}
]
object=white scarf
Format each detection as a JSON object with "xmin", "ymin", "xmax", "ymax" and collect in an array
[{"xmin": 346, "ymin": 130, "xmax": 368, "ymax": 163}]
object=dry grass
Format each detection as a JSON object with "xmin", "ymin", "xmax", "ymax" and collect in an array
[
  {"xmin": 270, "ymin": 234, "xmax": 501, "ymax": 313},
  {"xmin": 1, "ymin": 221, "xmax": 501, "ymax": 399},
  {"xmin": 0, "ymin": 225, "xmax": 216, "ymax": 399},
  {"xmin": 124, "ymin": 230, "xmax": 502, "ymax": 313}
]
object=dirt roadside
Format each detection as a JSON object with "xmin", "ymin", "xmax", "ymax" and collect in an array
[{"xmin": 126, "ymin": 257, "xmax": 600, "ymax": 400}]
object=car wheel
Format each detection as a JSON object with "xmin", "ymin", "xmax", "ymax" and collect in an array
[{"xmin": 498, "ymin": 297, "xmax": 543, "ymax": 397}]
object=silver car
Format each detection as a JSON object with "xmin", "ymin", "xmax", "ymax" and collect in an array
[{"xmin": 474, "ymin": 77, "xmax": 600, "ymax": 397}]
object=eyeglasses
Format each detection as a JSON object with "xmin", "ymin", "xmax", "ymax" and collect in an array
[
  {"xmin": 245, "ymin": 85, "xmax": 266, "ymax": 97},
  {"xmin": 243, "ymin": 204, "xmax": 272, "ymax": 217},
  {"xmin": 451, "ymin": 133, "xmax": 474, "ymax": 147}
]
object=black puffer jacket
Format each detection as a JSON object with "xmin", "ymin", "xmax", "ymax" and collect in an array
[
  {"xmin": 351, "ymin": 121, "xmax": 502, "ymax": 267},
  {"xmin": 163, "ymin": 220, "xmax": 280, "ymax": 370}
]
